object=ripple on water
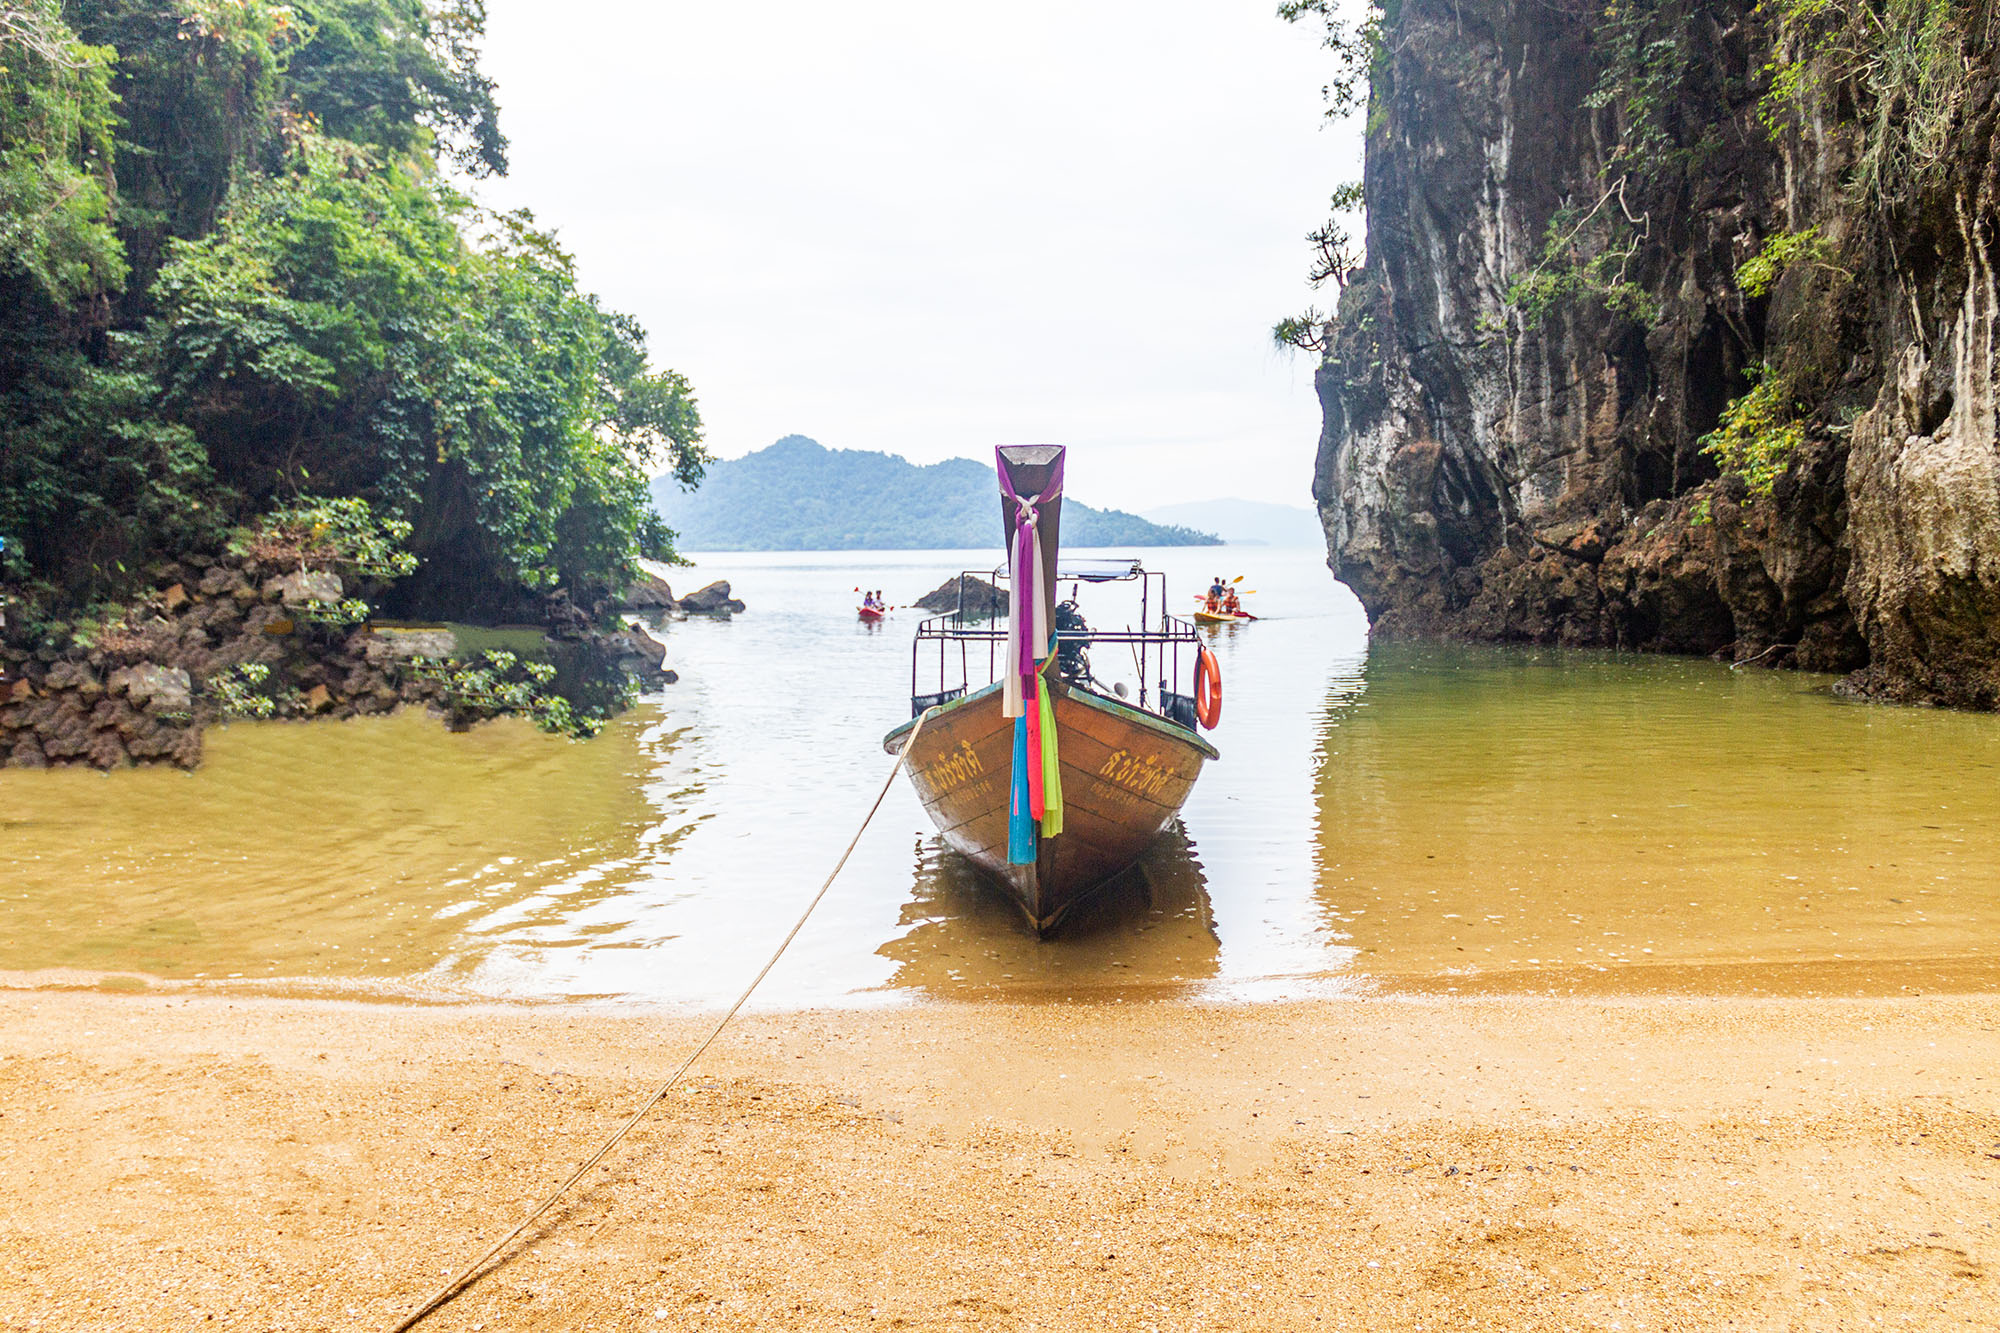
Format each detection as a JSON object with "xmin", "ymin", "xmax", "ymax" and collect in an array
[{"xmin": 6, "ymin": 547, "xmax": 2000, "ymax": 1005}]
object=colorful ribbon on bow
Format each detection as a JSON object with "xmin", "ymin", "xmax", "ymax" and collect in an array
[{"xmin": 998, "ymin": 449, "xmax": 1065, "ymax": 864}]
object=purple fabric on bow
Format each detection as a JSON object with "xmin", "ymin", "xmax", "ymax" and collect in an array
[{"xmin": 997, "ymin": 448, "xmax": 1063, "ymax": 720}]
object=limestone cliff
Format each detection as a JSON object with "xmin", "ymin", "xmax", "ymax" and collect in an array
[{"xmin": 1313, "ymin": 0, "xmax": 2000, "ymax": 706}]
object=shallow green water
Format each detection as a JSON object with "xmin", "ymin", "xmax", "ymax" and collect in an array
[
  {"xmin": 3, "ymin": 546, "xmax": 1998, "ymax": 1006},
  {"xmin": 1314, "ymin": 644, "xmax": 2000, "ymax": 991}
]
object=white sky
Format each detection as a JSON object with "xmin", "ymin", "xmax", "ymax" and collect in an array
[{"xmin": 473, "ymin": 0, "xmax": 1362, "ymax": 511}]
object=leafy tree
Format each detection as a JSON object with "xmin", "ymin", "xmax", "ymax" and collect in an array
[
  {"xmin": 1700, "ymin": 362, "xmax": 1805, "ymax": 500},
  {"xmin": 0, "ymin": 0, "xmax": 124, "ymax": 303},
  {"xmin": 144, "ymin": 138, "xmax": 704, "ymax": 607},
  {"xmin": 69, "ymin": 0, "xmax": 293, "ymax": 301},
  {"xmin": 0, "ymin": 340, "xmax": 214, "ymax": 593},
  {"xmin": 1735, "ymin": 225, "xmax": 1844, "ymax": 297},
  {"xmin": 1273, "ymin": 182, "xmax": 1361, "ymax": 355},
  {"xmin": 1, "ymin": 0, "xmax": 704, "ymax": 618},
  {"xmin": 284, "ymin": 0, "xmax": 506, "ymax": 176},
  {"xmin": 1276, "ymin": 0, "xmax": 1384, "ymax": 120}
]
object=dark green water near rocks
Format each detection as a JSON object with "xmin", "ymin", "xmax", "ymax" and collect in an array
[{"xmin": 4, "ymin": 547, "xmax": 1997, "ymax": 1007}]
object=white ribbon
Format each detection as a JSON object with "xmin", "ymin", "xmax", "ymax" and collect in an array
[{"xmin": 1003, "ymin": 490, "xmax": 1049, "ymax": 719}]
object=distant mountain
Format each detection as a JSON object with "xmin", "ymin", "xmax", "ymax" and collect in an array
[
  {"xmin": 1141, "ymin": 498, "xmax": 1326, "ymax": 547},
  {"xmin": 652, "ymin": 437, "xmax": 1220, "ymax": 551}
]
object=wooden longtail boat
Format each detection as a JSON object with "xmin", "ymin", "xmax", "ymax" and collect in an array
[{"xmin": 882, "ymin": 445, "xmax": 1221, "ymax": 934}]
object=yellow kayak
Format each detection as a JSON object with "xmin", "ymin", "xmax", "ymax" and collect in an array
[{"xmin": 1193, "ymin": 609, "xmax": 1252, "ymax": 625}]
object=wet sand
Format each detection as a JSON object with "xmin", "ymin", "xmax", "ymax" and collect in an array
[{"xmin": 5, "ymin": 987, "xmax": 2000, "ymax": 1331}]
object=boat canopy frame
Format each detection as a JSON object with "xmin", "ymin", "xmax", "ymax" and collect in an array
[{"xmin": 909, "ymin": 562, "xmax": 1206, "ymax": 728}]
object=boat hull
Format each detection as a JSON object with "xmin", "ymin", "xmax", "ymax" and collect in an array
[
  {"xmin": 884, "ymin": 680, "xmax": 1217, "ymax": 933},
  {"xmin": 1192, "ymin": 610, "xmax": 1249, "ymax": 625}
]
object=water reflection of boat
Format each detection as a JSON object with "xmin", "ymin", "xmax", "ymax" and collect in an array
[
  {"xmin": 876, "ymin": 823, "xmax": 1219, "ymax": 997},
  {"xmin": 882, "ymin": 445, "xmax": 1221, "ymax": 934}
]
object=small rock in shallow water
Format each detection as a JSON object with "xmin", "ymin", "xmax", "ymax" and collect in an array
[
  {"xmin": 914, "ymin": 574, "xmax": 1008, "ymax": 618},
  {"xmin": 678, "ymin": 580, "xmax": 743, "ymax": 614}
]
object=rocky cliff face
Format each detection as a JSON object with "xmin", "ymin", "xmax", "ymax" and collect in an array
[{"xmin": 1314, "ymin": 0, "xmax": 2000, "ymax": 705}]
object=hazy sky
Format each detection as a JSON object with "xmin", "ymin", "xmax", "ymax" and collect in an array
[{"xmin": 474, "ymin": 0, "xmax": 1362, "ymax": 512}]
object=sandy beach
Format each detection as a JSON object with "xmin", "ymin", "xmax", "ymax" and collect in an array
[{"xmin": 3, "ymin": 986, "xmax": 1998, "ymax": 1331}]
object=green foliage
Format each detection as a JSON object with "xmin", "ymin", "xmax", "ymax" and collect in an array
[
  {"xmin": 1275, "ymin": 183, "xmax": 1365, "ymax": 356},
  {"xmin": 1272, "ymin": 309, "xmax": 1330, "ymax": 354},
  {"xmin": 0, "ymin": 1, "xmax": 124, "ymax": 303},
  {"xmin": 1503, "ymin": 193, "xmax": 1660, "ymax": 329},
  {"xmin": 293, "ymin": 595, "xmax": 371, "ymax": 626},
  {"xmin": 0, "ymin": 342, "xmax": 216, "ymax": 598},
  {"xmin": 234, "ymin": 496, "xmax": 419, "ymax": 579},
  {"xmin": 1, "ymin": 0, "xmax": 706, "ymax": 628},
  {"xmin": 1758, "ymin": 0, "xmax": 1971, "ymax": 204},
  {"xmin": 1277, "ymin": 0, "xmax": 1385, "ymax": 120},
  {"xmin": 205, "ymin": 661, "xmax": 297, "ymax": 718},
  {"xmin": 1584, "ymin": 0, "xmax": 1701, "ymax": 190},
  {"xmin": 1687, "ymin": 493, "xmax": 1713, "ymax": 527},
  {"xmin": 410, "ymin": 649, "xmax": 611, "ymax": 738},
  {"xmin": 284, "ymin": 0, "xmax": 507, "ymax": 177},
  {"xmin": 634, "ymin": 510, "xmax": 686, "ymax": 566},
  {"xmin": 72, "ymin": 0, "xmax": 294, "ymax": 286},
  {"xmin": 1700, "ymin": 364, "xmax": 1806, "ymax": 500},
  {"xmin": 1488, "ymin": 0, "xmax": 1742, "ymax": 341},
  {"xmin": 1735, "ymin": 225, "xmax": 1842, "ymax": 297}
]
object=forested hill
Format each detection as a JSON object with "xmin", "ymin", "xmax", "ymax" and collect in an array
[{"xmin": 651, "ymin": 437, "xmax": 1218, "ymax": 550}]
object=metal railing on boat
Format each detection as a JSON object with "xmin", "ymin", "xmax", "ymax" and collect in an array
[{"xmin": 907, "ymin": 564, "xmax": 1205, "ymax": 724}]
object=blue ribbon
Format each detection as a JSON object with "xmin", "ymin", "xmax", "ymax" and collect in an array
[{"xmin": 1006, "ymin": 715, "xmax": 1035, "ymax": 864}]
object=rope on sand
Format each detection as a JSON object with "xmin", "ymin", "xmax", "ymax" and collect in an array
[{"xmin": 385, "ymin": 706, "xmax": 941, "ymax": 1333}]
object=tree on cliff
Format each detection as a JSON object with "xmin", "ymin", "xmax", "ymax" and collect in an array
[
  {"xmin": 1273, "ymin": 180, "xmax": 1365, "ymax": 353},
  {"xmin": 0, "ymin": 0, "xmax": 704, "ymax": 624}
]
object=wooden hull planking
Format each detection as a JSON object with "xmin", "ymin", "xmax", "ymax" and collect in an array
[{"xmin": 885, "ymin": 681, "xmax": 1217, "ymax": 933}]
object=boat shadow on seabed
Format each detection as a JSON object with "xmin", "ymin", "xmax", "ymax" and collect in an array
[{"xmin": 874, "ymin": 822, "xmax": 1221, "ymax": 1001}]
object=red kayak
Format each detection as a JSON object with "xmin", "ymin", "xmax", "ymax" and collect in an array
[{"xmin": 858, "ymin": 605, "xmax": 885, "ymax": 621}]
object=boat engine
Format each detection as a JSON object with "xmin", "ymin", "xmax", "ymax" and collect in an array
[{"xmin": 1053, "ymin": 597, "xmax": 1092, "ymax": 686}]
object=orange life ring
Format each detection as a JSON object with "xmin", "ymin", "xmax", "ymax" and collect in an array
[{"xmin": 1194, "ymin": 647, "xmax": 1222, "ymax": 729}]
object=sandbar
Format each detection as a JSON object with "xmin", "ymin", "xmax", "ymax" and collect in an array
[{"xmin": 4, "ymin": 987, "xmax": 1998, "ymax": 1330}]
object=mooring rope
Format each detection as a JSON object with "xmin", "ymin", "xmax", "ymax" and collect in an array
[{"xmin": 384, "ymin": 706, "xmax": 939, "ymax": 1333}]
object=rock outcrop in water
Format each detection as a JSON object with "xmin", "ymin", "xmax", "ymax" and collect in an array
[
  {"xmin": 1311, "ymin": 0, "xmax": 2000, "ymax": 706},
  {"xmin": 676, "ymin": 580, "xmax": 746, "ymax": 615},
  {"xmin": 914, "ymin": 574, "xmax": 1008, "ymax": 618}
]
